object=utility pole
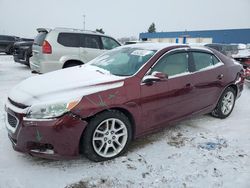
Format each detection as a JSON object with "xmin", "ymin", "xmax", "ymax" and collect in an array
[{"xmin": 83, "ymin": 14, "xmax": 86, "ymax": 30}]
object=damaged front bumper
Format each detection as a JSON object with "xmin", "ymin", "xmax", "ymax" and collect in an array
[{"xmin": 5, "ymin": 103, "xmax": 87, "ymax": 160}]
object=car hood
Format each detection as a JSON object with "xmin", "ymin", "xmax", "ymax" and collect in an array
[{"xmin": 8, "ymin": 65, "xmax": 125, "ymax": 106}]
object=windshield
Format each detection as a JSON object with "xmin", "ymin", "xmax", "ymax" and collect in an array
[{"xmin": 90, "ymin": 47, "xmax": 156, "ymax": 76}]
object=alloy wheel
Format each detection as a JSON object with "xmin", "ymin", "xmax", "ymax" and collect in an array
[
  {"xmin": 92, "ymin": 118, "xmax": 128, "ymax": 158},
  {"xmin": 221, "ymin": 91, "xmax": 235, "ymax": 115}
]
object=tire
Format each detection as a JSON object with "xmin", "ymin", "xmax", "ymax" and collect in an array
[
  {"xmin": 81, "ymin": 110, "xmax": 132, "ymax": 162},
  {"xmin": 6, "ymin": 47, "xmax": 13, "ymax": 55},
  {"xmin": 63, "ymin": 62, "xmax": 82, "ymax": 68},
  {"xmin": 211, "ymin": 87, "xmax": 236, "ymax": 119},
  {"xmin": 25, "ymin": 51, "xmax": 30, "ymax": 67}
]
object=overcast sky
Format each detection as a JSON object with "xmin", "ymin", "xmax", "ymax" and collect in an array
[{"xmin": 0, "ymin": 0, "xmax": 250, "ymax": 39}]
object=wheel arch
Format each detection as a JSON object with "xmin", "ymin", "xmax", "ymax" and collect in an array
[
  {"xmin": 227, "ymin": 84, "xmax": 238, "ymax": 96},
  {"xmin": 83, "ymin": 107, "xmax": 136, "ymax": 138},
  {"xmin": 79, "ymin": 107, "xmax": 136, "ymax": 154},
  {"xmin": 62, "ymin": 59, "xmax": 84, "ymax": 68}
]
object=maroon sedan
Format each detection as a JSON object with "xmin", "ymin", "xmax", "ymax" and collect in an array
[{"xmin": 5, "ymin": 43, "xmax": 245, "ymax": 161}]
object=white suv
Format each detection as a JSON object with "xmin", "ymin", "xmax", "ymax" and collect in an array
[{"xmin": 30, "ymin": 27, "xmax": 121, "ymax": 73}]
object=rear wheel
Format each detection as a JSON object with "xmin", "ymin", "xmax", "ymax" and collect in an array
[
  {"xmin": 211, "ymin": 87, "xmax": 236, "ymax": 119},
  {"xmin": 81, "ymin": 110, "xmax": 132, "ymax": 162}
]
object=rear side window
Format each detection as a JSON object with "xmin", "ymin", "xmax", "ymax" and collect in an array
[
  {"xmin": 101, "ymin": 37, "xmax": 120, "ymax": 50},
  {"xmin": 192, "ymin": 52, "xmax": 220, "ymax": 71},
  {"xmin": 84, "ymin": 35, "xmax": 101, "ymax": 49},
  {"xmin": 151, "ymin": 52, "xmax": 189, "ymax": 77},
  {"xmin": 34, "ymin": 32, "xmax": 47, "ymax": 46},
  {"xmin": 57, "ymin": 33, "xmax": 80, "ymax": 47}
]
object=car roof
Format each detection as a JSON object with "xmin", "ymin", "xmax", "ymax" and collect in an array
[
  {"xmin": 54, "ymin": 27, "xmax": 107, "ymax": 36},
  {"xmin": 122, "ymin": 42, "xmax": 213, "ymax": 53},
  {"xmin": 37, "ymin": 27, "xmax": 114, "ymax": 38},
  {"xmin": 123, "ymin": 42, "xmax": 186, "ymax": 50}
]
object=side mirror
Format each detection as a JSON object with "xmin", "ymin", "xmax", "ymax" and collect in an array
[
  {"xmin": 142, "ymin": 71, "xmax": 168, "ymax": 85},
  {"xmin": 152, "ymin": 71, "xmax": 168, "ymax": 80}
]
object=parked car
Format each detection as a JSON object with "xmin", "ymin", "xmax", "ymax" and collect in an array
[
  {"xmin": 30, "ymin": 27, "xmax": 121, "ymax": 74},
  {"xmin": 232, "ymin": 44, "xmax": 250, "ymax": 69},
  {"xmin": 244, "ymin": 67, "xmax": 250, "ymax": 86},
  {"xmin": 5, "ymin": 43, "xmax": 244, "ymax": 161},
  {"xmin": 124, "ymin": 40, "xmax": 146, "ymax": 45},
  {"xmin": 0, "ymin": 35, "xmax": 20, "ymax": 55},
  {"xmin": 205, "ymin": 43, "xmax": 238, "ymax": 57},
  {"xmin": 233, "ymin": 56, "xmax": 250, "ymax": 69},
  {"xmin": 13, "ymin": 38, "xmax": 34, "ymax": 66},
  {"xmin": 205, "ymin": 43, "xmax": 250, "ymax": 70}
]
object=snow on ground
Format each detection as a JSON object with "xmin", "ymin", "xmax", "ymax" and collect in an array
[{"xmin": 0, "ymin": 54, "xmax": 249, "ymax": 188}]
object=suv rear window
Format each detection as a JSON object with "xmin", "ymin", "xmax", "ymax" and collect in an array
[
  {"xmin": 57, "ymin": 33, "xmax": 80, "ymax": 47},
  {"xmin": 34, "ymin": 32, "xmax": 47, "ymax": 46}
]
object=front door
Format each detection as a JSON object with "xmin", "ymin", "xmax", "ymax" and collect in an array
[{"xmin": 140, "ymin": 51, "xmax": 195, "ymax": 130}]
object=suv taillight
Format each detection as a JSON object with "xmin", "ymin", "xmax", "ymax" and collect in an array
[{"xmin": 42, "ymin": 40, "xmax": 52, "ymax": 54}]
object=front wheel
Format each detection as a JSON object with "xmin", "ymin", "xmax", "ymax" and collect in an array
[
  {"xmin": 211, "ymin": 87, "xmax": 236, "ymax": 119},
  {"xmin": 81, "ymin": 110, "xmax": 132, "ymax": 162}
]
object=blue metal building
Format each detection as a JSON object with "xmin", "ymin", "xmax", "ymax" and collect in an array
[{"xmin": 139, "ymin": 28, "xmax": 250, "ymax": 44}]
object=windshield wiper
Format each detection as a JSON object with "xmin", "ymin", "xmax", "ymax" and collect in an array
[
  {"xmin": 111, "ymin": 73, "xmax": 131, "ymax": 76},
  {"xmin": 96, "ymin": 70, "xmax": 105, "ymax": 74}
]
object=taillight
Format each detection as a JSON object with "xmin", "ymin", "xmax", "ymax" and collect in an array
[{"xmin": 42, "ymin": 40, "xmax": 52, "ymax": 54}]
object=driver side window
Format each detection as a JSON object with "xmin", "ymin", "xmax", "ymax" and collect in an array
[{"xmin": 150, "ymin": 52, "xmax": 189, "ymax": 77}]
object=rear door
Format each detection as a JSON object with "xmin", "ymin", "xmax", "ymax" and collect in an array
[
  {"xmin": 189, "ymin": 50, "xmax": 226, "ymax": 111},
  {"xmin": 56, "ymin": 32, "xmax": 81, "ymax": 60},
  {"xmin": 79, "ymin": 34, "xmax": 104, "ymax": 63}
]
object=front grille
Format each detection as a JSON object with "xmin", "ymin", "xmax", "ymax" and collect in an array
[{"xmin": 7, "ymin": 113, "xmax": 18, "ymax": 128}]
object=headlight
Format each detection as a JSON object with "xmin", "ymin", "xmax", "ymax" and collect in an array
[{"xmin": 26, "ymin": 99, "xmax": 80, "ymax": 119}]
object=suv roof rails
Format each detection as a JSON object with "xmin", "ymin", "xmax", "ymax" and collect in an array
[{"xmin": 53, "ymin": 27, "xmax": 103, "ymax": 35}]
